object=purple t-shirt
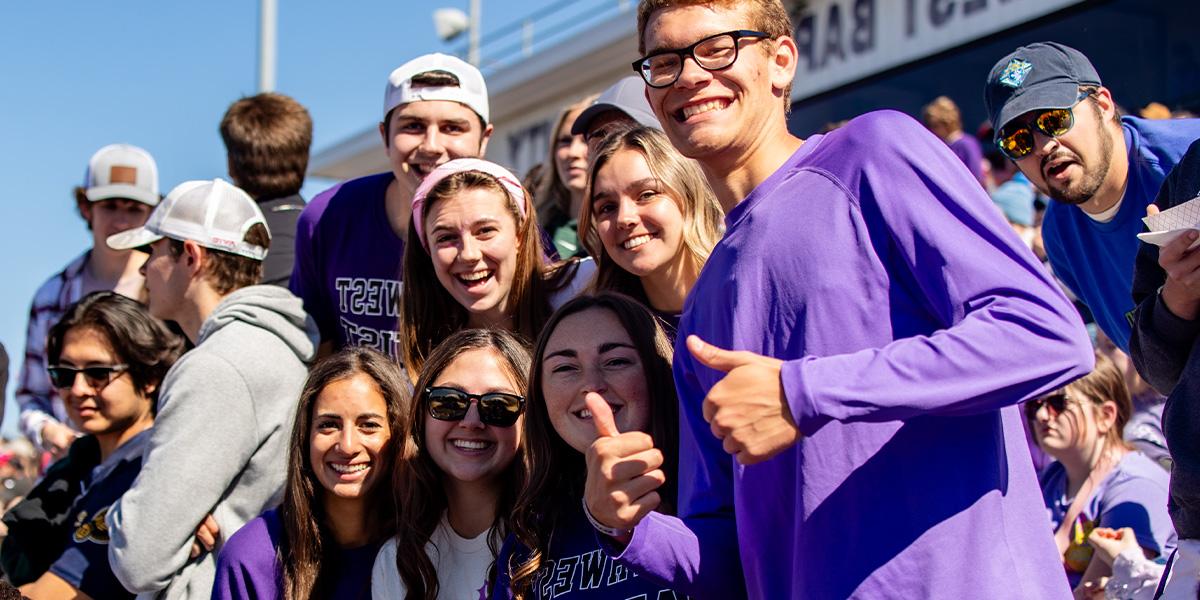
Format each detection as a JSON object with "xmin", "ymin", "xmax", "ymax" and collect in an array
[
  {"xmin": 490, "ymin": 505, "xmax": 686, "ymax": 599},
  {"xmin": 1040, "ymin": 451, "xmax": 1176, "ymax": 588},
  {"xmin": 212, "ymin": 508, "xmax": 378, "ymax": 600},
  {"xmin": 290, "ymin": 173, "xmax": 404, "ymax": 357},
  {"xmin": 616, "ymin": 110, "xmax": 1093, "ymax": 599},
  {"xmin": 947, "ymin": 133, "xmax": 985, "ymax": 185}
]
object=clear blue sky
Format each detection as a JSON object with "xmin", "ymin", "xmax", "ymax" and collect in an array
[{"xmin": 0, "ymin": 0, "xmax": 565, "ymax": 437}]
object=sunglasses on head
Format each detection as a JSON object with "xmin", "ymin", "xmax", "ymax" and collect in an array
[
  {"xmin": 47, "ymin": 364, "xmax": 129, "ymax": 389},
  {"xmin": 996, "ymin": 91, "xmax": 1092, "ymax": 160},
  {"xmin": 425, "ymin": 386, "xmax": 525, "ymax": 427},
  {"xmin": 1024, "ymin": 392, "xmax": 1070, "ymax": 420}
]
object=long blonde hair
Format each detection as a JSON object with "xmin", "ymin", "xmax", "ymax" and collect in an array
[{"xmin": 579, "ymin": 126, "xmax": 723, "ymax": 308}]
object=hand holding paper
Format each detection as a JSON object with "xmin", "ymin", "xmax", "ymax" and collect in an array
[{"xmin": 1138, "ymin": 195, "xmax": 1200, "ymax": 249}]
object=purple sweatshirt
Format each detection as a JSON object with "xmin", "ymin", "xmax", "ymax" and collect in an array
[
  {"xmin": 614, "ymin": 111, "xmax": 1093, "ymax": 599},
  {"xmin": 212, "ymin": 509, "xmax": 378, "ymax": 600}
]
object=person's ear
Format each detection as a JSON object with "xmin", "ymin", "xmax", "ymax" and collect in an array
[
  {"xmin": 378, "ymin": 121, "xmax": 390, "ymax": 149},
  {"xmin": 182, "ymin": 240, "xmax": 206, "ymax": 276},
  {"xmin": 478, "ymin": 123, "xmax": 494, "ymax": 157},
  {"xmin": 142, "ymin": 381, "xmax": 157, "ymax": 397},
  {"xmin": 1096, "ymin": 400, "xmax": 1119, "ymax": 434},
  {"xmin": 1092, "ymin": 87, "xmax": 1118, "ymax": 122},
  {"xmin": 769, "ymin": 35, "xmax": 799, "ymax": 98}
]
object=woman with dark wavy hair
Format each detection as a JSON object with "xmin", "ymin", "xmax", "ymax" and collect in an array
[
  {"xmin": 491, "ymin": 292, "xmax": 685, "ymax": 599},
  {"xmin": 373, "ymin": 329, "xmax": 530, "ymax": 599},
  {"xmin": 213, "ymin": 346, "xmax": 409, "ymax": 599},
  {"xmin": 11, "ymin": 291, "xmax": 183, "ymax": 600}
]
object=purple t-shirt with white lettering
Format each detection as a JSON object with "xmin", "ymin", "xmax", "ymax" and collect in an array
[
  {"xmin": 491, "ymin": 505, "xmax": 686, "ymax": 599},
  {"xmin": 290, "ymin": 173, "xmax": 404, "ymax": 357}
]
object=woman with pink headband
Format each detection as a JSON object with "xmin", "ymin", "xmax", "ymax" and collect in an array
[{"xmin": 399, "ymin": 158, "xmax": 594, "ymax": 379}]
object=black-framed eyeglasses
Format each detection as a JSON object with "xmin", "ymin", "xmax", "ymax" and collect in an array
[
  {"xmin": 1024, "ymin": 392, "xmax": 1070, "ymax": 420},
  {"xmin": 425, "ymin": 386, "xmax": 525, "ymax": 427},
  {"xmin": 47, "ymin": 364, "xmax": 129, "ymax": 389},
  {"xmin": 632, "ymin": 30, "xmax": 769, "ymax": 89},
  {"xmin": 996, "ymin": 90, "xmax": 1092, "ymax": 160}
]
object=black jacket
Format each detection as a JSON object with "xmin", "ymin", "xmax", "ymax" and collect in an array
[{"xmin": 1130, "ymin": 137, "xmax": 1200, "ymax": 539}]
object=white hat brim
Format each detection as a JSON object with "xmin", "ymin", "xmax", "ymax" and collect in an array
[
  {"xmin": 106, "ymin": 226, "xmax": 164, "ymax": 251},
  {"xmin": 87, "ymin": 184, "xmax": 159, "ymax": 206}
]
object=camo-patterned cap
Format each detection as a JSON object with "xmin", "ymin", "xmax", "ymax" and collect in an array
[{"xmin": 984, "ymin": 42, "xmax": 1102, "ymax": 136}]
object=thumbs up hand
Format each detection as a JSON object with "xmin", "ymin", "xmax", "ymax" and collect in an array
[
  {"xmin": 583, "ymin": 392, "xmax": 666, "ymax": 543},
  {"xmin": 687, "ymin": 335, "xmax": 800, "ymax": 465}
]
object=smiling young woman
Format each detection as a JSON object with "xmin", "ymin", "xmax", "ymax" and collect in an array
[
  {"xmin": 398, "ymin": 159, "xmax": 594, "ymax": 380},
  {"xmin": 374, "ymin": 329, "xmax": 531, "ymax": 599},
  {"xmin": 213, "ymin": 347, "xmax": 410, "ymax": 600},
  {"xmin": 492, "ymin": 293, "xmax": 686, "ymax": 600},
  {"xmin": 580, "ymin": 126, "xmax": 723, "ymax": 337}
]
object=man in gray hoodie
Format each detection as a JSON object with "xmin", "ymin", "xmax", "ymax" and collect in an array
[{"xmin": 104, "ymin": 179, "xmax": 318, "ymax": 598}]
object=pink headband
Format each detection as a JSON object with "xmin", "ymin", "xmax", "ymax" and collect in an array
[{"xmin": 410, "ymin": 158, "xmax": 528, "ymax": 251}]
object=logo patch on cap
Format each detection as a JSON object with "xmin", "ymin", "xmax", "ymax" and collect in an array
[
  {"xmin": 109, "ymin": 165, "xmax": 138, "ymax": 184},
  {"xmin": 999, "ymin": 59, "xmax": 1033, "ymax": 88}
]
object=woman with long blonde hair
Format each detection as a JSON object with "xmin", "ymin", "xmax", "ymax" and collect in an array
[{"xmin": 580, "ymin": 126, "xmax": 723, "ymax": 337}]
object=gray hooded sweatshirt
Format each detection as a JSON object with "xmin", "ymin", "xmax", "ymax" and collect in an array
[{"xmin": 107, "ymin": 285, "xmax": 317, "ymax": 599}]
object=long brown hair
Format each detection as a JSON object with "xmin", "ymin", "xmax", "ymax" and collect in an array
[
  {"xmin": 279, "ymin": 347, "xmax": 410, "ymax": 600},
  {"xmin": 507, "ymin": 293, "xmax": 679, "ymax": 598},
  {"xmin": 392, "ymin": 329, "xmax": 532, "ymax": 599},
  {"xmin": 580, "ymin": 126, "xmax": 723, "ymax": 310},
  {"xmin": 399, "ymin": 169, "xmax": 580, "ymax": 379}
]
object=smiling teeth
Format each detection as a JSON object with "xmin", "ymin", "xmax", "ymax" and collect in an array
[
  {"xmin": 453, "ymin": 440, "xmax": 489, "ymax": 450},
  {"xmin": 461, "ymin": 271, "xmax": 491, "ymax": 282},
  {"xmin": 623, "ymin": 235, "xmax": 652, "ymax": 249},
  {"xmin": 330, "ymin": 463, "xmax": 369, "ymax": 474},
  {"xmin": 578, "ymin": 409, "xmax": 593, "ymax": 419},
  {"xmin": 682, "ymin": 100, "xmax": 728, "ymax": 119}
]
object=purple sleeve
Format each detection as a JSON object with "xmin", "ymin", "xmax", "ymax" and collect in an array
[
  {"xmin": 289, "ymin": 193, "xmax": 335, "ymax": 343},
  {"xmin": 616, "ymin": 361, "xmax": 746, "ymax": 597},
  {"xmin": 783, "ymin": 112, "xmax": 1094, "ymax": 434},
  {"xmin": 211, "ymin": 517, "xmax": 280, "ymax": 600}
]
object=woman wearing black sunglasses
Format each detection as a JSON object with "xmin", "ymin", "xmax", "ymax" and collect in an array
[
  {"xmin": 373, "ymin": 329, "xmax": 530, "ymax": 599},
  {"xmin": 1028, "ymin": 351, "xmax": 1175, "ymax": 594},
  {"xmin": 6, "ymin": 291, "xmax": 183, "ymax": 599}
]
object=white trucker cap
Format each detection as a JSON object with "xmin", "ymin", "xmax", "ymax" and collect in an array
[
  {"xmin": 106, "ymin": 178, "xmax": 270, "ymax": 260},
  {"xmin": 383, "ymin": 53, "xmax": 489, "ymax": 123},
  {"xmin": 84, "ymin": 144, "xmax": 160, "ymax": 206}
]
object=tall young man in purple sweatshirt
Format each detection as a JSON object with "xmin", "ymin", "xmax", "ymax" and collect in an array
[{"xmin": 580, "ymin": 1, "xmax": 1096, "ymax": 598}]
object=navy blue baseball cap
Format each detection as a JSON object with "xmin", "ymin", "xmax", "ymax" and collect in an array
[{"xmin": 984, "ymin": 42, "xmax": 1102, "ymax": 135}]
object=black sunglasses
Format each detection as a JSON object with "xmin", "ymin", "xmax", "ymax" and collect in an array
[
  {"xmin": 632, "ymin": 29, "xmax": 769, "ymax": 88},
  {"xmin": 996, "ymin": 90, "xmax": 1091, "ymax": 160},
  {"xmin": 425, "ymin": 386, "xmax": 525, "ymax": 428},
  {"xmin": 47, "ymin": 364, "xmax": 129, "ymax": 389},
  {"xmin": 1024, "ymin": 392, "xmax": 1070, "ymax": 420}
]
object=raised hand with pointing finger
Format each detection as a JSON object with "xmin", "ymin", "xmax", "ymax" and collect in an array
[
  {"xmin": 583, "ymin": 392, "xmax": 667, "ymax": 543},
  {"xmin": 686, "ymin": 335, "xmax": 800, "ymax": 465}
]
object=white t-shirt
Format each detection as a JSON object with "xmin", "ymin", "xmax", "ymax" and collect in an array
[{"xmin": 371, "ymin": 515, "xmax": 496, "ymax": 599}]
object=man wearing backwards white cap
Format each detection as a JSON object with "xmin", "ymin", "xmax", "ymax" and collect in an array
[
  {"xmin": 16, "ymin": 143, "xmax": 159, "ymax": 458},
  {"xmin": 290, "ymin": 52, "xmax": 492, "ymax": 359},
  {"xmin": 104, "ymin": 179, "xmax": 317, "ymax": 599}
]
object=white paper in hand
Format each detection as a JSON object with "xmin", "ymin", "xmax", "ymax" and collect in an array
[{"xmin": 1138, "ymin": 195, "xmax": 1200, "ymax": 249}]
